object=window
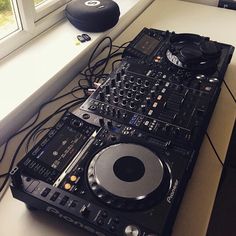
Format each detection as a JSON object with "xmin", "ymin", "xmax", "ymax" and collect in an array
[
  {"xmin": 0, "ymin": 0, "xmax": 70, "ymax": 59},
  {"xmin": 0, "ymin": 0, "xmax": 19, "ymax": 39}
]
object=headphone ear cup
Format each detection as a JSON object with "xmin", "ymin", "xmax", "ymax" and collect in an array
[
  {"xmin": 200, "ymin": 41, "xmax": 221, "ymax": 58},
  {"xmin": 65, "ymin": 0, "xmax": 120, "ymax": 32}
]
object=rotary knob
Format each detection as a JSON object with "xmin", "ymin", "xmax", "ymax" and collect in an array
[
  {"xmin": 135, "ymin": 94, "xmax": 141, "ymax": 101},
  {"xmin": 132, "ymin": 85, "xmax": 137, "ymax": 92},
  {"xmin": 124, "ymin": 225, "xmax": 140, "ymax": 236},
  {"xmin": 127, "ymin": 91, "xmax": 132, "ymax": 98},
  {"xmin": 144, "ymin": 80, "xmax": 150, "ymax": 87},
  {"xmin": 119, "ymin": 89, "xmax": 124, "ymax": 97},
  {"xmin": 137, "ymin": 78, "xmax": 142, "ymax": 85},
  {"xmin": 111, "ymin": 79, "xmax": 116, "ymax": 88},
  {"xmin": 140, "ymin": 87, "xmax": 145, "ymax": 94},
  {"xmin": 105, "ymin": 85, "xmax": 110, "ymax": 94},
  {"xmin": 122, "ymin": 99, "xmax": 127, "ymax": 106},
  {"xmin": 129, "ymin": 76, "xmax": 135, "ymax": 83},
  {"xmin": 124, "ymin": 82, "xmax": 130, "ymax": 89},
  {"xmin": 114, "ymin": 96, "xmax": 119, "ymax": 103},
  {"xmin": 120, "ymin": 68, "xmax": 125, "ymax": 75},
  {"xmin": 130, "ymin": 101, "xmax": 135, "ymax": 109},
  {"xmin": 99, "ymin": 92, "xmax": 105, "ymax": 101},
  {"xmin": 116, "ymin": 72, "xmax": 121, "ymax": 81}
]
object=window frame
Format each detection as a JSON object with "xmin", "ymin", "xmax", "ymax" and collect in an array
[{"xmin": 0, "ymin": 0, "xmax": 70, "ymax": 60}]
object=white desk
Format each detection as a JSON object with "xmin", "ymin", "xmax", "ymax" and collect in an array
[{"xmin": 0, "ymin": 1, "xmax": 236, "ymax": 236}]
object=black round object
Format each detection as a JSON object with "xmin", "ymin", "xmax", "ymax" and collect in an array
[
  {"xmin": 65, "ymin": 0, "xmax": 120, "ymax": 32},
  {"xmin": 113, "ymin": 156, "xmax": 145, "ymax": 182},
  {"xmin": 166, "ymin": 32, "xmax": 221, "ymax": 70},
  {"xmin": 87, "ymin": 143, "xmax": 171, "ymax": 210}
]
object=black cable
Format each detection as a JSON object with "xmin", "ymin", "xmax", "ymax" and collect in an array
[
  {"xmin": 0, "ymin": 37, "xmax": 130, "ymax": 193},
  {"xmin": 0, "ymin": 98, "xmax": 85, "ymax": 192},
  {"xmin": 79, "ymin": 39, "xmax": 129, "ymax": 88},
  {"xmin": 112, "ymin": 59, "xmax": 123, "ymax": 70},
  {"xmin": 0, "ymin": 86, "xmax": 86, "ymax": 164},
  {"xmin": 86, "ymin": 37, "xmax": 112, "ymax": 86},
  {"xmin": 206, "ymin": 133, "xmax": 224, "ymax": 167},
  {"xmin": 0, "ymin": 173, "xmax": 8, "ymax": 178},
  {"xmin": 25, "ymin": 127, "xmax": 51, "ymax": 153},
  {"xmin": 0, "ymin": 143, "xmax": 8, "ymax": 162},
  {"xmin": 223, "ymin": 80, "xmax": 236, "ymax": 103}
]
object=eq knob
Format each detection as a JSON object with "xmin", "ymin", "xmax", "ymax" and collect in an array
[
  {"xmin": 122, "ymin": 99, "xmax": 127, "ymax": 106},
  {"xmin": 132, "ymin": 85, "xmax": 137, "ymax": 91},
  {"xmin": 112, "ymin": 108, "xmax": 116, "ymax": 117},
  {"xmin": 120, "ymin": 68, "xmax": 125, "ymax": 75},
  {"xmin": 137, "ymin": 78, "xmax": 142, "ymax": 85},
  {"xmin": 105, "ymin": 85, "xmax": 110, "ymax": 94},
  {"xmin": 119, "ymin": 89, "xmax": 124, "ymax": 97},
  {"xmin": 99, "ymin": 92, "xmax": 105, "ymax": 101},
  {"xmin": 135, "ymin": 94, "xmax": 141, "ymax": 101},
  {"xmin": 111, "ymin": 79, "xmax": 116, "ymax": 88},
  {"xmin": 116, "ymin": 72, "xmax": 121, "ymax": 81},
  {"xmin": 129, "ymin": 76, "xmax": 135, "ymax": 83},
  {"xmin": 124, "ymin": 82, "xmax": 130, "ymax": 89},
  {"xmin": 114, "ymin": 96, "xmax": 119, "ymax": 103},
  {"xmin": 130, "ymin": 101, "xmax": 135, "ymax": 109},
  {"xmin": 127, "ymin": 91, "xmax": 132, "ymax": 98},
  {"xmin": 144, "ymin": 80, "xmax": 150, "ymax": 87},
  {"xmin": 140, "ymin": 87, "xmax": 145, "ymax": 94},
  {"xmin": 105, "ymin": 105, "xmax": 110, "ymax": 114},
  {"xmin": 117, "ymin": 109, "xmax": 121, "ymax": 118},
  {"xmin": 113, "ymin": 88, "xmax": 117, "ymax": 95},
  {"xmin": 117, "ymin": 81, "xmax": 122, "ymax": 88}
]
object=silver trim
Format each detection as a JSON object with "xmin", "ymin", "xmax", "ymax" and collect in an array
[
  {"xmin": 53, "ymin": 130, "xmax": 98, "ymax": 187},
  {"xmin": 88, "ymin": 143, "xmax": 164, "ymax": 199}
]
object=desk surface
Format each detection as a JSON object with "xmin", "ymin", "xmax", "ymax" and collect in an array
[{"xmin": 0, "ymin": 1, "xmax": 236, "ymax": 236}]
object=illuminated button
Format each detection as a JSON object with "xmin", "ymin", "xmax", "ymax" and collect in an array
[
  {"xmin": 153, "ymin": 102, "xmax": 158, "ymax": 108},
  {"xmin": 64, "ymin": 183, "xmax": 72, "ymax": 190},
  {"xmin": 161, "ymin": 88, "xmax": 166, "ymax": 93},
  {"xmin": 70, "ymin": 175, "xmax": 77, "ymax": 182},
  {"xmin": 148, "ymin": 110, "xmax": 153, "ymax": 116}
]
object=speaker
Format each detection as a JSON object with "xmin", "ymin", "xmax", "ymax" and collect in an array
[{"xmin": 65, "ymin": 0, "xmax": 120, "ymax": 32}]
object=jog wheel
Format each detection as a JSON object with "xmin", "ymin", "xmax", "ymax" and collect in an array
[
  {"xmin": 166, "ymin": 33, "xmax": 221, "ymax": 71},
  {"xmin": 87, "ymin": 143, "xmax": 171, "ymax": 210}
]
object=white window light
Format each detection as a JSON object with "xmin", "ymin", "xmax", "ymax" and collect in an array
[{"xmin": 0, "ymin": 0, "xmax": 70, "ymax": 60}]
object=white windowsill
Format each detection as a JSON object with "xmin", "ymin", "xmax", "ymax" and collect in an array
[{"xmin": 0, "ymin": 0, "xmax": 154, "ymax": 146}]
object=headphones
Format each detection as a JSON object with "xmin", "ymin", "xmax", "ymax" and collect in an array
[{"xmin": 65, "ymin": 0, "xmax": 120, "ymax": 32}]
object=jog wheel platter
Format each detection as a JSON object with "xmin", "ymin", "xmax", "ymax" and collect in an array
[{"xmin": 87, "ymin": 143, "xmax": 170, "ymax": 210}]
